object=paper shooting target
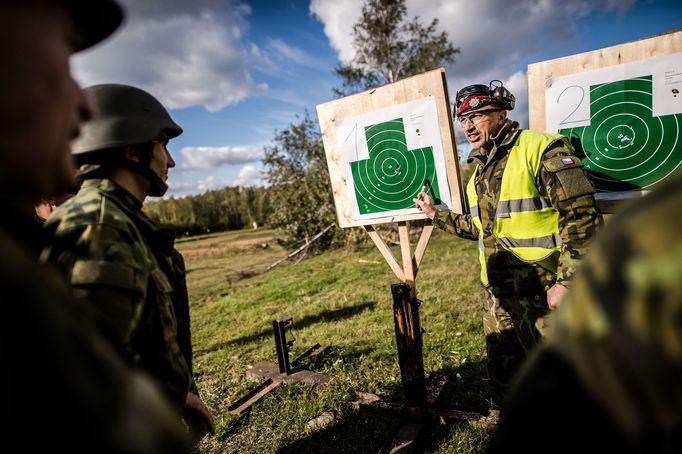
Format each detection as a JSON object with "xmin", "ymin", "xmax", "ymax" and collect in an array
[
  {"xmin": 559, "ymin": 76, "xmax": 682, "ymax": 191},
  {"xmin": 350, "ymin": 118, "xmax": 441, "ymax": 215}
]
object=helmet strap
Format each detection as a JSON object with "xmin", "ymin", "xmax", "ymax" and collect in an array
[{"xmin": 77, "ymin": 145, "xmax": 168, "ymax": 197}]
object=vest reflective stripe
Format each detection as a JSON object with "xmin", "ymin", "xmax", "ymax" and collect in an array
[
  {"xmin": 466, "ymin": 130, "xmax": 563, "ymax": 286},
  {"xmin": 467, "ymin": 180, "xmax": 488, "ymax": 285},
  {"xmin": 496, "ymin": 196, "xmax": 550, "ymax": 218},
  {"xmin": 477, "ymin": 233, "xmax": 488, "ymax": 285},
  {"xmin": 497, "ymin": 233, "xmax": 562, "ymax": 249}
]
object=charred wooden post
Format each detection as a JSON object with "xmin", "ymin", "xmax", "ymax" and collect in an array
[{"xmin": 391, "ymin": 282, "xmax": 428, "ymax": 420}]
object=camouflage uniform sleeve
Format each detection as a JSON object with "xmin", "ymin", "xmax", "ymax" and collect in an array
[
  {"xmin": 433, "ymin": 210, "xmax": 479, "ymax": 240},
  {"xmin": 43, "ymin": 223, "xmax": 149, "ymax": 352},
  {"xmin": 538, "ymin": 139, "xmax": 603, "ymax": 287},
  {"xmin": 171, "ymin": 249, "xmax": 198, "ymax": 394}
]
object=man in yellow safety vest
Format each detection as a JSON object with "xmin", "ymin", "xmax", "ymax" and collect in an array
[{"xmin": 414, "ymin": 80, "xmax": 603, "ymax": 403}]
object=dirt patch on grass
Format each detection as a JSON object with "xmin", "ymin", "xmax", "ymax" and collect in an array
[{"xmin": 182, "ymin": 237, "xmax": 274, "ymax": 260}]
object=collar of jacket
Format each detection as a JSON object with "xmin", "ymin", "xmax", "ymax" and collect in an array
[
  {"xmin": 82, "ymin": 178, "xmax": 144, "ymax": 211},
  {"xmin": 466, "ymin": 119, "xmax": 521, "ymax": 168},
  {"xmin": 82, "ymin": 178, "xmax": 176, "ymax": 255}
]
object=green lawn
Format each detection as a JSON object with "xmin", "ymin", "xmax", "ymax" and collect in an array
[{"xmin": 178, "ymin": 227, "xmax": 495, "ymax": 453}]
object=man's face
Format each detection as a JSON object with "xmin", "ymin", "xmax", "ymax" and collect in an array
[
  {"xmin": 149, "ymin": 135, "xmax": 176, "ymax": 184},
  {"xmin": 457, "ymin": 107, "xmax": 507, "ymax": 150},
  {"xmin": 0, "ymin": 5, "xmax": 92, "ymax": 201}
]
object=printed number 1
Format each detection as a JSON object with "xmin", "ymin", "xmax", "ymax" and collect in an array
[{"xmin": 343, "ymin": 123, "xmax": 359, "ymax": 160}]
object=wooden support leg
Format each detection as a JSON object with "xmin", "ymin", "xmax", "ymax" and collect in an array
[{"xmin": 391, "ymin": 282, "xmax": 427, "ymax": 420}]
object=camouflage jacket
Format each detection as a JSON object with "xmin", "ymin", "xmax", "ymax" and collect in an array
[
  {"xmin": 434, "ymin": 120, "xmax": 603, "ymax": 296},
  {"xmin": 487, "ymin": 171, "xmax": 682, "ymax": 452},
  {"xmin": 42, "ymin": 178, "xmax": 194, "ymax": 408},
  {"xmin": 547, "ymin": 169, "xmax": 682, "ymax": 444},
  {"xmin": 1, "ymin": 191, "xmax": 189, "ymax": 452}
]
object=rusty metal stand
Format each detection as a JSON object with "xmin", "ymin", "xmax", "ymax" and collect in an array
[{"xmin": 227, "ymin": 318, "xmax": 329, "ymax": 416}]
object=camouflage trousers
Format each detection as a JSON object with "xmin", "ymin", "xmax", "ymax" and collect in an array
[{"xmin": 483, "ymin": 288, "xmax": 552, "ymax": 404}]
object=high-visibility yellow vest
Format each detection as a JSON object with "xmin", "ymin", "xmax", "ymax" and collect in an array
[{"xmin": 466, "ymin": 130, "xmax": 562, "ymax": 286}]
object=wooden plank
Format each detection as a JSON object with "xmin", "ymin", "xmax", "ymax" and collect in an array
[
  {"xmin": 424, "ymin": 372, "xmax": 448, "ymax": 404},
  {"xmin": 527, "ymin": 29, "xmax": 682, "ymax": 213},
  {"xmin": 412, "ymin": 224, "xmax": 433, "ymax": 277},
  {"xmin": 379, "ymin": 421, "xmax": 422, "ymax": 454},
  {"xmin": 428, "ymin": 405, "xmax": 498, "ymax": 426},
  {"xmin": 317, "ymin": 68, "xmax": 465, "ymax": 228},
  {"xmin": 528, "ymin": 29, "xmax": 682, "ymax": 131},
  {"xmin": 398, "ymin": 222, "xmax": 414, "ymax": 289},
  {"xmin": 365, "ymin": 225, "xmax": 405, "ymax": 282},
  {"xmin": 227, "ymin": 379, "xmax": 280, "ymax": 416}
]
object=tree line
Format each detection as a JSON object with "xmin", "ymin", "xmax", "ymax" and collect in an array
[{"xmin": 144, "ymin": 186, "xmax": 270, "ymax": 236}]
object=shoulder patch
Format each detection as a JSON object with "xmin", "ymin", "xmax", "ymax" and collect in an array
[
  {"xmin": 543, "ymin": 155, "xmax": 583, "ymax": 173},
  {"xmin": 71, "ymin": 259, "xmax": 146, "ymax": 293}
]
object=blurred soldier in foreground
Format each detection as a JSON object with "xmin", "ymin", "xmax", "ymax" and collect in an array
[
  {"xmin": 487, "ymin": 171, "xmax": 682, "ymax": 453},
  {"xmin": 414, "ymin": 80, "xmax": 602, "ymax": 401},
  {"xmin": 1, "ymin": 1, "xmax": 188, "ymax": 451},
  {"xmin": 42, "ymin": 83, "xmax": 215, "ymax": 443}
]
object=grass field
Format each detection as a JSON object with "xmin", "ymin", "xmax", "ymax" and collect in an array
[{"xmin": 178, "ymin": 227, "xmax": 496, "ymax": 453}]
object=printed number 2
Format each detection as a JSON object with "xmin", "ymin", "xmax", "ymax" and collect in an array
[{"xmin": 557, "ymin": 85, "xmax": 588, "ymax": 125}]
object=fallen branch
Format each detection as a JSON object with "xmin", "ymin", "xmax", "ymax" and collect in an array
[{"xmin": 264, "ymin": 223, "xmax": 335, "ymax": 272}]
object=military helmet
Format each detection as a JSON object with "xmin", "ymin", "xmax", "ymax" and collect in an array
[
  {"xmin": 73, "ymin": 83, "xmax": 182, "ymax": 156},
  {"xmin": 60, "ymin": 0, "xmax": 124, "ymax": 52},
  {"xmin": 455, "ymin": 80, "xmax": 515, "ymax": 117}
]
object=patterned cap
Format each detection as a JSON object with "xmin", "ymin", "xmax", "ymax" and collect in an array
[{"xmin": 455, "ymin": 94, "xmax": 497, "ymax": 117}]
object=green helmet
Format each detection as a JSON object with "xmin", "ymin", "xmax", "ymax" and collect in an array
[
  {"xmin": 73, "ymin": 83, "xmax": 182, "ymax": 155},
  {"xmin": 74, "ymin": 84, "xmax": 182, "ymax": 197}
]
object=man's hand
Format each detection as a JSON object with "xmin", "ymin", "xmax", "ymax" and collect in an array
[
  {"xmin": 184, "ymin": 391, "xmax": 215, "ymax": 444},
  {"xmin": 413, "ymin": 190, "xmax": 436, "ymax": 219},
  {"xmin": 547, "ymin": 283, "xmax": 568, "ymax": 310}
]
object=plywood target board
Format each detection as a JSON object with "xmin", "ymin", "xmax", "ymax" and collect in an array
[
  {"xmin": 316, "ymin": 68, "xmax": 465, "ymax": 228},
  {"xmin": 529, "ymin": 30, "xmax": 682, "ymax": 195}
]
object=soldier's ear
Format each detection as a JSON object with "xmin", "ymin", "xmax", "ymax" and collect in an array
[{"xmin": 122, "ymin": 146, "xmax": 143, "ymax": 164}]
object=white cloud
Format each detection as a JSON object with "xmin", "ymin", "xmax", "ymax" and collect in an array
[
  {"xmin": 311, "ymin": 0, "xmax": 637, "ymax": 134},
  {"xmin": 179, "ymin": 145, "xmax": 262, "ymax": 169},
  {"xmin": 233, "ymin": 164, "xmax": 266, "ymax": 187},
  {"xmin": 266, "ymin": 38, "xmax": 318, "ymax": 68},
  {"xmin": 72, "ymin": 0, "xmax": 267, "ymax": 112},
  {"xmin": 309, "ymin": 0, "xmax": 364, "ymax": 63},
  {"xmin": 166, "ymin": 175, "xmax": 224, "ymax": 197}
]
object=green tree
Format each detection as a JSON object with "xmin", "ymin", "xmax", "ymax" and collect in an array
[
  {"xmin": 263, "ymin": 0, "xmax": 458, "ymax": 251},
  {"xmin": 262, "ymin": 113, "xmax": 339, "ymax": 251},
  {"xmin": 334, "ymin": 0, "xmax": 459, "ymax": 97}
]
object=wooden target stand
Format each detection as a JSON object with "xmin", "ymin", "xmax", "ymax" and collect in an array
[
  {"xmin": 358, "ymin": 221, "xmax": 492, "ymax": 454},
  {"xmin": 315, "ymin": 69, "xmax": 494, "ymax": 452}
]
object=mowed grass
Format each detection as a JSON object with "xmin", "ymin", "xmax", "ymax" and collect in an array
[{"xmin": 178, "ymin": 228, "xmax": 496, "ymax": 453}]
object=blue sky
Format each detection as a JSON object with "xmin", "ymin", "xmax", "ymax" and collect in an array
[{"xmin": 72, "ymin": 0, "xmax": 682, "ymax": 197}]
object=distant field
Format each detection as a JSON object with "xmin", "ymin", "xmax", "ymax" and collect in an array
[{"xmin": 178, "ymin": 227, "xmax": 495, "ymax": 453}]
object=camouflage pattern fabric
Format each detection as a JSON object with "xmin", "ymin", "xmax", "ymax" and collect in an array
[
  {"xmin": 487, "ymin": 171, "xmax": 682, "ymax": 453},
  {"xmin": 171, "ymin": 250, "xmax": 199, "ymax": 395},
  {"xmin": 483, "ymin": 289, "xmax": 551, "ymax": 401},
  {"xmin": 2, "ymin": 192, "xmax": 189, "ymax": 452},
  {"xmin": 434, "ymin": 120, "xmax": 602, "ymax": 396},
  {"xmin": 42, "ymin": 178, "xmax": 194, "ymax": 409}
]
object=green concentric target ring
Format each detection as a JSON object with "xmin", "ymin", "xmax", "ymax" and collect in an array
[
  {"xmin": 560, "ymin": 76, "xmax": 682, "ymax": 191},
  {"xmin": 350, "ymin": 118, "xmax": 440, "ymax": 214}
]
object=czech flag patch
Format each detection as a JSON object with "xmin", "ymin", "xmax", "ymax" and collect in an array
[{"xmin": 561, "ymin": 158, "xmax": 574, "ymax": 166}]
